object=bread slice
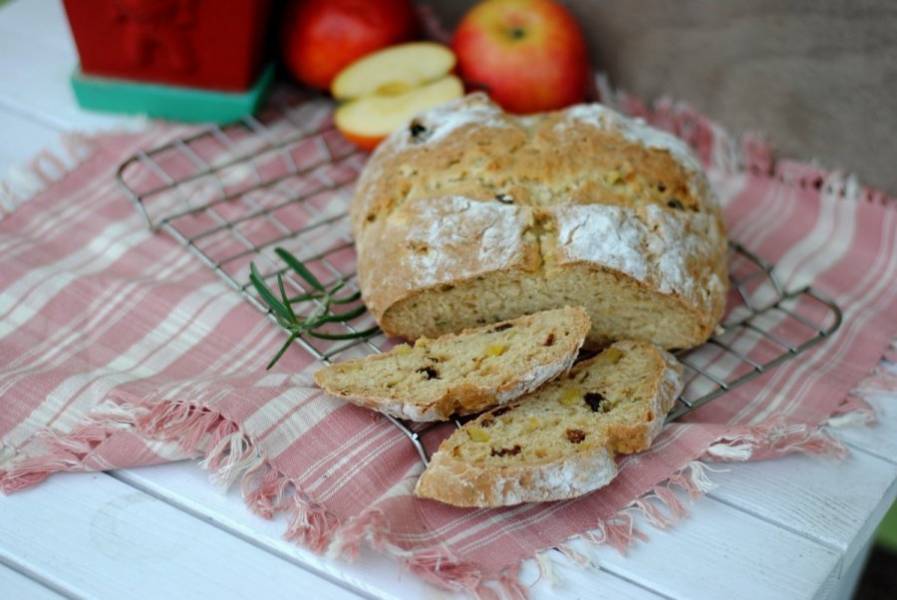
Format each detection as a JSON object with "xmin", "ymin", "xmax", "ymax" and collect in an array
[
  {"xmin": 414, "ymin": 340, "xmax": 683, "ymax": 507},
  {"xmin": 314, "ymin": 307, "xmax": 591, "ymax": 421}
]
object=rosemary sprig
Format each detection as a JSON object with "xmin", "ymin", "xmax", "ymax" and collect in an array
[{"xmin": 249, "ymin": 248, "xmax": 379, "ymax": 369}]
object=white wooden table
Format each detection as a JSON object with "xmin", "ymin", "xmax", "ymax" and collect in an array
[{"xmin": 1, "ymin": 2, "xmax": 896, "ymax": 599}]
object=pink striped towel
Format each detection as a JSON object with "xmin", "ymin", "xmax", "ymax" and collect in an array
[{"xmin": 2, "ymin": 91, "xmax": 897, "ymax": 597}]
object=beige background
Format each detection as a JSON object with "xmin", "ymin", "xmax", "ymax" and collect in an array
[{"xmin": 427, "ymin": 0, "xmax": 897, "ymax": 194}]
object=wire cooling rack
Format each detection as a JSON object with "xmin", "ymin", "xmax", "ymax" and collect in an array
[{"xmin": 117, "ymin": 96, "xmax": 842, "ymax": 465}]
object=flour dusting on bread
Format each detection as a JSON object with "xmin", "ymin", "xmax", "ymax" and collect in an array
[
  {"xmin": 392, "ymin": 93, "xmax": 508, "ymax": 148},
  {"xmin": 553, "ymin": 204, "xmax": 650, "ymax": 282},
  {"xmin": 402, "ymin": 196, "xmax": 529, "ymax": 287},
  {"xmin": 549, "ymin": 203, "xmax": 724, "ymax": 313}
]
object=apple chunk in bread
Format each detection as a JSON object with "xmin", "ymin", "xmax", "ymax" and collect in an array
[
  {"xmin": 331, "ymin": 43, "xmax": 463, "ymax": 150},
  {"xmin": 335, "ymin": 75, "xmax": 464, "ymax": 150}
]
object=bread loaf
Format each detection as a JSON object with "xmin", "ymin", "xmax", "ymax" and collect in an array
[
  {"xmin": 351, "ymin": 93, "xmax": 728, "ymax": 349},
  {"xmin": 414, "ymin": 340, "xmax": 683, "ymax": 507},
  {"xmin": 314, "ymin": 307, "xmax": 589, "ymax": 421}
]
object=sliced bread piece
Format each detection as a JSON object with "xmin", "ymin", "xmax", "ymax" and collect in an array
[
  {"xmin": 414, "ymin": 340, "xmax": 683, "ymax": 507},
  {"xmin": 314, "ymin": 306, "xmax": 590, "ymax": 421}
]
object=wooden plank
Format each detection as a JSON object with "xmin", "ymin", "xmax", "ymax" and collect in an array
[
  {"xmin": 0, "ymin": 31, "xmax": 125, "ymax": 132},
  {"xmin": 0, "ymin": 0, "xmax": 75, "ymax": 51},
  {"xmin": 527, "ymin": 558, "xmax": 662, "ymax": 600},
  {"xmin": 707, "ymin": 444, "xmax": 897, "ymax": 571},
  {"xmin": 0, "ymin": 562, "xmax": 64, "ymax": 600},
  {"xmin": 112, "ymin": 466, "xmax": 435, "ymax": 600},
  {"xmin": 566, "ymin": 492, "xmax": 841, "ymax": 600},
  {"xmin": 835, "ymin": 390, "xmax": 897, "ymax": 464},
  {"xmin": 0, "ymin": 1, "xmax": 133, "ymax": 132},
  {"xmin": 115, "ymin": 464, "xmax": 660, "ymax": 600},
  {"xmin": 822, "ymin": 541, "xmax": 873, "ymax": 600},
  {"xmin": 0, "ymin": 472, "xmax": 362, "ymax": 600},
  {"xmin": 0, "ymin": 109, "xmax": 62, "ymax": 173}
]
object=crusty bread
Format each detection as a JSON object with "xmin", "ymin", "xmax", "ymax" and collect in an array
[
  {"xmin": 351, "ymin": 93, "xmax": 728, "ymax": 349},
  {"xmin": 414, "ymin": 340, "xmax": 683, "ymax": 507},
  {"xmin": 314, "ymin": 307, "xmax": 590, "ymax": 421}
]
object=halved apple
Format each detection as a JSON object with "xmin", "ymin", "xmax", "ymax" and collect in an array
[
  {"xmin": 335, "ymin": 76, "xmax": 464, "ymax": 150},
  {"xmin": 331, "ymin": 42, "xmax": 463, "ymax": 151},
  {"xmin": 332, "ymin": 42, "xmax": 456, "ymax": 100}
]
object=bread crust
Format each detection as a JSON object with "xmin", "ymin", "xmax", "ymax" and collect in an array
[
  {"xmin": 414, "ymin": 442, "xmax": 618, "ymax": 507},
  {"xmin": 352, "ymin": 94, "xmax": 728, "ymax": 349},
  {"xmin": 413, "ymin": 342, "xmax": 684, "ymax": 507}
]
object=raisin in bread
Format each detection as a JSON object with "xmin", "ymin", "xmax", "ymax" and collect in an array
[
  {"xmin": 414, "ymin": 340, "xmax": 683, "ymax": 507},
  {"xmin": 314, "ymin": 307, "xmax": 590, "ymax": 421},
  {"xmin": 351, "ymin": 93, "xmax": 728, "ymax": 350}
]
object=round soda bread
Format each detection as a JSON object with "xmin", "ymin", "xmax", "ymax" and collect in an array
[{"xmin": 351, "ymin": 93, "xmax": 728, "ymax": 349}]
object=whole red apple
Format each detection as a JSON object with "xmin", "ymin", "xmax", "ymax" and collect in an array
[
  {"xmin": 452, "ymin": 0, "xmax": 589, "ymax": 113},
  {"xmin": 281, "ymin": 0, "xmax": 419, "ymax": 91}
]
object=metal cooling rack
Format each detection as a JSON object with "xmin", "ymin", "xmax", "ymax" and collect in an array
[{"xmin": 117, "ymin": 97, "xmax": 842, "ymax": 465}]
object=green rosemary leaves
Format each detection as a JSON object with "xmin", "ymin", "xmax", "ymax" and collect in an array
[{"xmin": 249, "ymin": 247, "xmax": 379, "ymax": 369}]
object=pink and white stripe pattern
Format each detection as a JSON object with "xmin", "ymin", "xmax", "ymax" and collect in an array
[{"xmin": 2, "ymin": 98, "xmax": 897, "ymax": 597}]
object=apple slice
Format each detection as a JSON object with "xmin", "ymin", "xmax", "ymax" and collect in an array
[
  {"xmin": 335, "ymin": 75, "xmax": 464, "ymax": 150},
  {"xmin": 331, "ymin": 42, "xmax": 456, "ymax": 100}
]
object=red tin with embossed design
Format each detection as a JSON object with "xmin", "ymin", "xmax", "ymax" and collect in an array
[{"xmin": 62, "ymin": 0, "xmax": 272, "ymax": 91}]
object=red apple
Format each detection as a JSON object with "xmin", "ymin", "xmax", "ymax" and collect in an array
[
  {"xmin": 452, "ymin": 0, "xmax": 589, "ymax": 113},
  {"xmin": 281, "ymin": 0, "xmax": 419, "ymax": 91}
]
